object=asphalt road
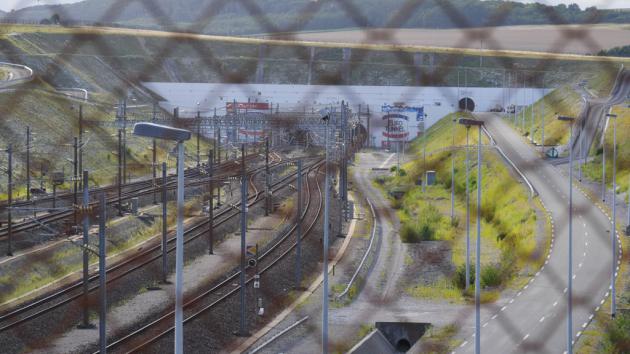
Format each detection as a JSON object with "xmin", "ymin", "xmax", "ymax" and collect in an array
[
  {"xmin": 455, "ymin": 113, "xmax": 618, "ymax": 353},
  {"xmin": 0, "ymin": 62, "xmax": 33, "ymax": 89},
  {"xmin": 573, "ymin": 69, "xmax": 630, "ymax": 160}
]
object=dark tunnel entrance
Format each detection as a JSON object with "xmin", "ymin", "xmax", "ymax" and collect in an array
[{"xmin": 459, "ymin": 97, "xmax": 475, "ymax": 112}]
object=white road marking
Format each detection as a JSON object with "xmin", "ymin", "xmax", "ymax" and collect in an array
[
  {"xmin": 523, "ymin": 334, "xmax": 530, "ymax": 341},
  {"xmin": 483, "ymin": 322, "xmax": 489, "ymax": 328},
  {"xmin": 460, "ymin": 341, "xmax": 468, "ymax": 348},
  {"xmin": 501, "ymin": 306, "xmax": 507, "ymax": 311},
  {"xmin": 540, "ymin": 316, "xmax": 545, "ymax": 323},
  {"xmin": 379, "ymin": 153, "xmax": 396, "ymax": 168}
]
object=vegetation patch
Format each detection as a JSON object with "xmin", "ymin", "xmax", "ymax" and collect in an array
[
  {"xmin": 506, "ymin": 85, "xmax": 583, "ymax": 146},
  {"xmin": 583, "ymin": 105, "xmax": 630, "ymax": 194},
  {"xmin": 382, "ymin": 111, "xmax": 540, "ymax": 301}
]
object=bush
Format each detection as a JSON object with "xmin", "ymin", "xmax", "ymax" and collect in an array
[
  {"xmin": 603, "ymin": 313, "xmax": 630, "ymax": 353},
  {"xmin": 453, "ymin": 263, "xmax": 474, "ymax": 290},
  {"xmin": 400, "ymin": 203, "xmax": 442, "ymax": 242},
  {"xmin": 481, "ymin": 264, "xmax": 503, "ymax": 288}
]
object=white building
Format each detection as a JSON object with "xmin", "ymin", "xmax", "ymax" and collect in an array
[{"xmin": 143, "ymin": 82, "xmax": 546, "ymax": 147}]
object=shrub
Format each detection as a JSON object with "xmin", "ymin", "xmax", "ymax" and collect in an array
[
  {"xmin": 400, "ymin": 203, "xmax": 442, "ymax": 242},
  {"xmin": 453, "ymin": 263, "xmax": 474, "ymax": 290},
  {"xmin": 481, "ymin": 264, "xmax": 503, "ymax": 288},
  {"xmin": 602, "ymin": 313, "xmax": 630, "ymax": 353}
]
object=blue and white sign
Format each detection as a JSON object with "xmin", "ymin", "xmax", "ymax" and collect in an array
[{"xmin": 381, "ymin": 104, "xmax": 425, "ymax": 121}]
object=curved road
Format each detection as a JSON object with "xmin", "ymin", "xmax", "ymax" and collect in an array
[
  {"xmin": 455, "ymin": 112, "xmax": 618, "ymax": 353},
  {"xmin": 573, "ymin": 68, "xmax": 630, "ymax": 160},
  {"xmin": 0, "ymin": 62, "xmax": 33, "ymax": 89}
]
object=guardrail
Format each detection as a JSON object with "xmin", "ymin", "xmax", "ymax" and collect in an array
[
  {"xmin": 482, "ymin": 125, "xmax": 537, "ymax": 198},
  {"xmin": 336, "ymin": 197, "xmax": 377, "ymax": 300},
  {"xmin": 0, "ymin": 61, "xmax": 34, "ymax": 88}
]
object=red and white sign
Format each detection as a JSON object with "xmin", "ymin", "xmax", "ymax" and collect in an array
[{"xmin": 226, "ymin": 102, "xmax": 270, "ymax": 113}]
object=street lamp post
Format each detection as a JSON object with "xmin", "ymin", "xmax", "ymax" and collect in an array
[
  {"xmin": 606, "ymin": 113, "xmax": 618, "ymax": 318},
  {"xmin": 422, "ymin": 113, "xmax": 428, "ymax": 192},
  {"xmin": 320, "ymin": 109, "xmax": 331, "ymax": 354},
  {"xmin": 558, "ymin": 115, "xmax": 575, "ymax": 354},
  {"xmin": 465, "ymin": 125, "xmax": 471, "ymax": 291},
  {"xmin": 451, "ymin": 117, "xmax": 456, "ymax": 222},
  {"xmin": 459, "ymin": 118, "xmax": 484, "ymax": 354},
  {"xmin": 603, "ymin": 109, "xmax": 608, "ymax": 201},
  {"xmin": 133, "ymin": 123, "xmax": 191, "ymax": 354}
]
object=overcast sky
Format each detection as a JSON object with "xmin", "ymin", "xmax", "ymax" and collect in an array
[{"xmin": 1, "ymin": 0, "xmax": 628, "ymax": 12}]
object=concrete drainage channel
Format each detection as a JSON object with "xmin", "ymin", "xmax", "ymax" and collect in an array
[{"xmin": 349, "ymin": 322, "xmax": 430, "ymax": 353}]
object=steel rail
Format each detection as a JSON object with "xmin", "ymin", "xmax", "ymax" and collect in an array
[{"xmin": 101, "ymin": 160, "xmax": 325, "ymax": 353}]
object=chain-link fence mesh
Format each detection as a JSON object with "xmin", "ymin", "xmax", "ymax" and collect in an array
[{"xmin": 0, "ymin": 0, "xmax": 628, "ymax": 353}]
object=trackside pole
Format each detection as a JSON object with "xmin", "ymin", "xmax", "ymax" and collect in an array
[
  {"xmin": 98, "ymin": 193, "xmax": 107, "ymax": 353},
  {"xmin": 161, "ymin": 162, "xmax": 168, "ymax": 284},
  {"xmin": 239, "ymin": 144, "xmax": 249, "ymax": 336}
]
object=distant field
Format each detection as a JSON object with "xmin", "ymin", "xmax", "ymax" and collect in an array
[{"xmin": 264, "ymin": 24, "xmax": 630, "ymax": 56}]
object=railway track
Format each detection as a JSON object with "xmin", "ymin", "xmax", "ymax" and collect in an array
[
  {"xmin": 102, "ymin": 159, "xmax": 326, "ymax": 353},
  {"xmin": 0, "ymin": 152, "xmax": 271, "ymax": 239},
  {"xmin": 0, "ymin": 156, "xmax": 320, "ymax": 339}
]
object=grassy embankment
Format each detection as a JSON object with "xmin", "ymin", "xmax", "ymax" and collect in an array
[
  {"xmin": 577, "ymin": 105, "xmax": 630, "ymax": 354},
  {"xmin": 505, "ymin": 64, "xmax": 621, "ymax": 149},
  {"xmin": 378, "ymin": 112, "xmax": 542, "ymax": 303},
  {"xmin": 0, "ymin": 196, "xmax": 199, "ymax": 304},
  {"xmin": 0, "ymin": 80, "xmax": 213, "ymax": 200},
  {"xmin": 505, "ymin": 85, "xmax": 583, "ymax": 147}
]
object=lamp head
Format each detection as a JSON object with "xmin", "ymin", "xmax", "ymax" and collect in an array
[{"xmin": 133, "ymin": 123, "xmax": 191, "ymax": 142}]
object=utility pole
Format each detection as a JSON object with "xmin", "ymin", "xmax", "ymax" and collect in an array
[
  {"xmin": 422, "ymin": 114, "xmax": 427, "ymax": 192},
  {"xmin": 458, "ymin": 119, "xmax": 484, "ymax": 354},
  {"xmin": 530, "ymin": 85, "xmax": 534, "ymax": 142},
  {"xmin": 295, "ymin": 159, "xmax": 303, "ymax": 289},
  {"xmin": 98, "ymin": 192, "xmax": 107, "ymax": 353},
  {"xmin": 451, "ymin": 118, "xmax": 456, "ymax": 222},
  {"xmin": 568, "ymin": 120, "xmax": 575, "ymax": 354},
  {"xmin": 152, "ymin": 103, "xmax": 158, "ymax": 205},
  {"xmin": 117, "ymin": 130, "xmax": 123, "ymax": 216},
  {"xmin": 602, "ymin": 112, "xmax": 607, "ymax": 202},
  {"xmin": 522, "ymin": 72, "xmax": 526, "ymax": 132},
  {"xmin": 122, "ymin": 100, "xmax": 127, "ymax": 184},
  {"xmin": 558, "ymin": 115, "xmax": 575, "ymax": 354},
  {"xmin": 239, "ymin": 143, "xmax": 248, "ymax": 336},
  {"xmin": 217, "ymin": 127, "xmax": 222, "ymax": 166},
  {"xmin": 79, "ymin": 170, "xmax": 93, "ymax": 329},
  {"xmin": 26, "ymin": 126, "xmax": 31, "ymax": 201},
  {"xmin": 322, "ymin": 114, "xmax": 331, "ymax": 354},
  {"xmin": 208, "ymin": 150, "xmax": 214, "ymax": 255},
  {"xmin": 73, "ymin": 137, "xmax": 79, "ymax": 226},
  {"xmin": 78, "ymin": 105, "xmax": 83, "ymax": 190},
  {"xmin": 6, "ymin": 144, "xmax": 13, "ymax": 256},
  {"xmin": 465, "ymin": 126, "xmax": 471, "ymax": 291},
  {"xmin": 542, "ymin": 77, "xmax": 546, "ymax": 155},
  {"xmin": 196, "ymin": 109, "xmax": 201, "ymax": 168},
  {"xmin": 161, "ymin": 162, "xmax": 168, "ymax": 283},
  {"xmin": 265, "ymin": 137, "xmax": 270, "ymax": 216},
  {"xmin": 475, "ymin": 123, "xmax": 482, "ymax": 354},
  {"xmin": 608, "ymin": 113, "xmax": 618, "ymax": 318}
]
